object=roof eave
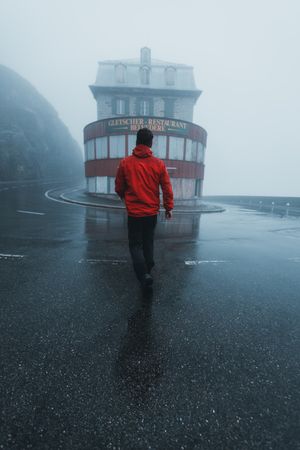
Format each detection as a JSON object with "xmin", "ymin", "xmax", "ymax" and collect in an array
[{"xmin": 89, "ymin": 85, "xmax": 202, "ymax": 99}]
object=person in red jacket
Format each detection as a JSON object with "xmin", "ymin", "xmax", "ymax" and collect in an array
[{"xmin": 115, "ymin": 128, "xmax": 174, "ymax": 288}]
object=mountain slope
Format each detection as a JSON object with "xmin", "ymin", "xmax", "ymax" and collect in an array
[{"xmin": 0, "ymin": 65, "xmax": 83, "ymax": 181}]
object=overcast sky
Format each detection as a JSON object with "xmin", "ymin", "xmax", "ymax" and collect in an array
[{"xmin": 1, "ymin": 0, "xmax": 300, "ymax": 196}]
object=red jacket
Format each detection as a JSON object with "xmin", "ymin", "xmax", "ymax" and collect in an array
[{"xmin": 115, "ymin": 144, "xmax": 174, "ymax": 217}]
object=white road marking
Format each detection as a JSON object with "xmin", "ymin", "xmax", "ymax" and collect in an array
[
  {"xmin": 45, "ymin": 187, "xmax": 122, "ymax": 210},
  {"xmin": 79, "ymin": 258, "xmax": 127, "ymax": 265},
  {"xmin": 287, "ymin": 257, "xmax": 300, "ymax": 263},
  {"xmin": 17, "ymin": 210, "xmax": 45, "ymax": 216},
  {"xmin": 45, "ymin": 189, "xmax": 81, "ymax": 206},
  {"xmin": 0, "ymin": 253, "xmax": 25, "ymax": 259},
  {"xmin": 185, "ymin": 260, "xmax": 228, "ymax": 266}
]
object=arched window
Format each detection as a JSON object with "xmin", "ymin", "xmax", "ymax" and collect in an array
[
  {"xmin": 115, "ymin": 63, "xmax": 126, "ymax": 83},
  {"xmin": 140, "ymin": 66, "xmax": 150, "ymax": 85},
  {"xmin": 165, "ymin": 66, "xmax": 176, "ymax": 86}
]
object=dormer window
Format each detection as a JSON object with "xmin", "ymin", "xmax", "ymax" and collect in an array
[
  {"xmin": 115, "ymin": 63, "xmax": 126, "ymax": 83},
  {"xmin": 165, "ymin": 66, "xmax": 176, "ymax": 86},
  {"xmin": 140, "ymin": 66, "xmax": 150, "ymax": 85}
]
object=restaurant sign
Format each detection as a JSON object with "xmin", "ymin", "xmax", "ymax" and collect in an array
[
  {"xmin": 107, "ymin": 117, "xmax": 188, "ymax": 135},
  {"xmin": 84, "ymin": 116, "xmax": 207, "ymax": 145}
]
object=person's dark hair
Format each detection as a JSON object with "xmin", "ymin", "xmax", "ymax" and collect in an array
[{"xmin": 136, "ymin": 128, "xmax": 153, "ymax": 147}]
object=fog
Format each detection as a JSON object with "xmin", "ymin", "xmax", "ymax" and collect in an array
[{"xmin": 1, "ymin": 0, "xmax": 300, "ymax": 196}]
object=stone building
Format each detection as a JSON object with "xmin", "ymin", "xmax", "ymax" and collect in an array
[{"xmin": 84, "ymin": 47, "xmax": 207, "ymax": 200}]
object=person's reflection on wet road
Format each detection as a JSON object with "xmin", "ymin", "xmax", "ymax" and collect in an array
[{"xmin": 116, "ymin": 298, "xmax": 164, "ymax": 402}]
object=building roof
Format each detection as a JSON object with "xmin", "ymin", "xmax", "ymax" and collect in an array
[
  {"xmin": 101, "ymin": 58, "xmax": 190, "ymax": 68},
  {"xmin": 91, "ymin": 49, "xmax": 199, "ymax": 92}
]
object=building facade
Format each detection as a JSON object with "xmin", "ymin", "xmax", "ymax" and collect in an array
[{"xmin": 84, "ymin": 47, "xmax": 207, "ymax": 200}]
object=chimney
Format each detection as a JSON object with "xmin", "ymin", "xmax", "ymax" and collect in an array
[{"xmin": 140, "ymin": 47, "xmax": 151, "ymax": 66}]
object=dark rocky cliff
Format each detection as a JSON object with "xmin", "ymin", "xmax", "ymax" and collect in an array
[{"xmin": 0, "ymin": 65, "xmax": 83, "ymax": 181}]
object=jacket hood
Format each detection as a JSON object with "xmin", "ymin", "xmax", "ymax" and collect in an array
[{"xmin": 132, "ymin": 144, "xmax": 153, "ymax": 158}]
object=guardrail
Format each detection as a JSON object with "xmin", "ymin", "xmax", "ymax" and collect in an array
[{"xmin": 204, "ymin": 197, "xmax": 300, "ymax": 217}]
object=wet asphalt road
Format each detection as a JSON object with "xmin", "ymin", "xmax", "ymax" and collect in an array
[{"xmin": 0, "ymin": 180, "xmax": 300, "ymax": 450}]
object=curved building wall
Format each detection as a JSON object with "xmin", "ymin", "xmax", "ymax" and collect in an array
[{"xmin": 84, "ymin": 116, "xmax": 207, "ymax": 200}]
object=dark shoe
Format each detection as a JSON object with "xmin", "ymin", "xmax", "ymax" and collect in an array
[{"xmin": 141, "ymin": 273, "xmax": 153, "ymax": 288}]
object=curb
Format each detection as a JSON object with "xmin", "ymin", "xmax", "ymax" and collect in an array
[
  {"xmin": 59, "ymin": 191, "xmax": 225, "ymax": 214},
  {"xmin": 60, "ymin": 193, "xmax": 124, "ymax": 210}
]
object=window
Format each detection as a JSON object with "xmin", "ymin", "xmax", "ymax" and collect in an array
[
  {"xmin": 169, "ymin": 137, "xmax": 184, "ymax": 160},
  {"xmin": 140, "ymin": 99, "xmax": 150, "ymax": 116},
  {"xmin": 138, "ymin": 98, "xmax": 152, "ymax": 116},
  {"xmin": 128, "ymin": 134, "xmax": 136, "ymax": 152},
  {"xmin": 95, "ymin": 137, "xmax": 108, "ymax": 159},
  {"xmin": 152, "ymin": 135, "xmax": 167, "ymax": 159},
  {"xmin": 171, "ymin": 178, "xmax": 195, "ymax": 199},
  {"xmin": 96, "ymin": 177, "xmax": 108, "ymax": 194},
  {"xmin": 109, "ymin": 135, "xmax": 125, "ymax": 158},
  {"xmin": 165, "ymin": 66, "xmax": 176, "ymax": 86},
  {"xmin": 164, "ymin": 99, "xmax": 174, "ymax": 118},
  {"xmin": 197, "ymin": 143, "xmax": 204, "ymax": 163},
  {"xmin": 116, "ymin": 98, "xmax": 125, "ymax": 115},
  {"xmin": 195, "ymin": 179, "xmax": 202, "ymax": 197},
  {"xmin": 140, "ymin": 66, "xmax": 150, "ymax": 85},
  {"xmin": 185, "ymin": 139, "xmax": 197, "ymax": 161},
  {"xmin": 113, "ymin": 98, "xmax": 128, "ymax": 115},
  {"xmin": 87, "ymin": 177, "xmax": 96, "ymax": 193},
  {"xmin": 115, "ymin": 64, "xmax": 126, "ymax": 83},
  {"xmin": 85, "ymin": 140, "xmax": 95, "ymax": 160},
  {"xmin": 108, "ymin": 177, "xmax": 116, "ymax": 194}
]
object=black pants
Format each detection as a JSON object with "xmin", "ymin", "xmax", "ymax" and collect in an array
[{"xmin": 128, "ymin": 215, "xmax": 157, "ymax": 281}]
